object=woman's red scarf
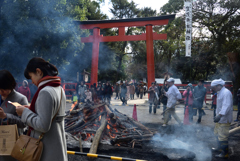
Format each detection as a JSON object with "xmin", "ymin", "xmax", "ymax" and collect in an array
[
  {"xmin": 29, "ymin": 76, "xmax": 61, "ymax": 113},
  {"xmin": 27, "ymin": 76, "xmax": 61, "ymax": 135}
]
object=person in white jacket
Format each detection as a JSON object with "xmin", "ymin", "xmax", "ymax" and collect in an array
[
  {"xmin": 162, "ymin": 78, "xmax": 182, "ymax": 126},
  {"xmin": 211, "ymin": 78, "xmax": 233, "ymax": 158}
]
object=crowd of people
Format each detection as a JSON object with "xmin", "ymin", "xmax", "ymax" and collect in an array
[
  {"xmin": 69, "ymin": 80, "xmax": 148, "ymax": 106},
  {"xmin": 144, "ymin": 77, "xmax": 233, "ymax": 158},
  {"xmin": 70, "ymin": 80, "xmax": 113, "ymax": 104},
  {"xmin": 69, "ymin": 77, "xmax": 235, "ymax": 158},
  {"xmin": 115, "ymin": 81, "xmax": 147, "ymax": 105}
]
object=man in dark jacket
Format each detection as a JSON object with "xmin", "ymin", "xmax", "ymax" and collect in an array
[
  {"xmin": 235, "ymin": 88, "xmax": 240, "ymax": 121},
  {"xmin": 115, "ymin": 83, "xmax": 120, "ymax": 99},
  {"xmin": 104, "ymin": 81, "xmax": 113, "ymax": 104},
  {"xmin": 96, "ymin": 82, "xmax": 103, "ymax": 101},
  {"xmin": 147, "ymin": 82, "xmax": 159, "ymax": 114},
  {"xmin": 120, "ymin": 81, "xmax": 127, "ymax": 105},
  {"xmin": 139, "ymin": 85, "xmax": 144, "ymax": 99},
  {"xmin": 193, "ymin": 79, "xmax": 207, "ymax": 124},
  {"xmin": 135, "ymin": 84, "xmax": 140, "ymax": 98},
  {"xmin": 160, "ymin": 84, "xmax": 169, "ymax": 120}
]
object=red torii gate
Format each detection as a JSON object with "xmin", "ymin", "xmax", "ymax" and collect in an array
[{"xmin": 76, "ymin": 14, "xmax": 175, "ymax": 88}]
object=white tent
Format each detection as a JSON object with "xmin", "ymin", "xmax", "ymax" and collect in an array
[{"xmin": 155, "ymin": 78, "xmax": 182, "ymax": 84}]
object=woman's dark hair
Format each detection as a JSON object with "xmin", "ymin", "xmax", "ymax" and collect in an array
[
  {"xmin": 0, "ymin": 70, "xmax": 17, "ymax": 90},
  {"xmin": 24, "ymin": 57, "xmax": 58, "ymax": 79}
]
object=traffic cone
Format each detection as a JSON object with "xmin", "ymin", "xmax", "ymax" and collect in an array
[
  {"xmin": 183, "ymin": 106, "xmax": 190, "ymax": 125},
  {"xmin": 132, "ymin": 104, "xmax": 138, "ymax": 121}
]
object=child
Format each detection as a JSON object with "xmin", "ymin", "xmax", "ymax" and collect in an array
[
  {"xmin": 85, "ymin": 87, "xmax": 92, "ymax": 102},
  {"xmin": 72, "ymin": 91, "xmax": 79, "ymax": 103}
]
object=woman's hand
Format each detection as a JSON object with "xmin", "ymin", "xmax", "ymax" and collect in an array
[
  {"xmin": 15, "ymin": 105, "xmax": 29, "ymax": 116},
  {"xmin": 0, "ymin": 107, "xmax": 7, "ymax": 119}
]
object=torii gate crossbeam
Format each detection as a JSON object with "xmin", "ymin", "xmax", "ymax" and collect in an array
[{"xmin": 75, "ymin": 14, "xmax": 175, "ymax": 88}]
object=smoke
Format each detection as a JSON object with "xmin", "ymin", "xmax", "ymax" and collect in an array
[
  {"xmin": 0, "ymin": 0, "xmax": 87, "ymax": 81},
  {"xmin": 152, "ymin": 124, "xmax": 213, "ymax": 161},
  {"xmin": 208, "ymin": 64, "xmax": 233, "ymax": 81}
]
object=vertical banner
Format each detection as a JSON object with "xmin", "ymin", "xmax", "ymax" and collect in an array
[{"xmin": 185, "ymin": 0, "xmax": 192, "ymax": 57}]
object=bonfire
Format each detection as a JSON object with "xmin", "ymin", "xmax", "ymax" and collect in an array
[{"xmin": 65, "ymin": 101, "xmax": 154, "ymax": 153}]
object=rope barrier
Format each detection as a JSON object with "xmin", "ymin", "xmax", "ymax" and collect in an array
[{"xmin": 67, "ymin": 151, "xmax": 147, "ymax": 161}]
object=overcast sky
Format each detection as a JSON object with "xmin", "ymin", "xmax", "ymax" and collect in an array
[{"xmin": 100, "ymin": 0, "xmax": 169, "ymax": 18}]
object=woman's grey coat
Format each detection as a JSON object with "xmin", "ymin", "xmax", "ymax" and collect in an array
[{"xmin": 21, "ymin": 86, "xmax": 68, "ymax": 161}]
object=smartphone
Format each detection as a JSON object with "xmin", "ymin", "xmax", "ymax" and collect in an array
[{"xmin": 8, "ymin": 101, "xmax": 22, "ymax": 107}]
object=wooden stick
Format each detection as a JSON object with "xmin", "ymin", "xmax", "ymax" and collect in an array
[
  {"xmin": 229, "ymin": 126, "xmax": 240, "ymax": 136},
  {"xmin": 105, "ymin": 105, "xmax": 114, "ymax": 115},
  {"xmin": 129, "ymin": 119, "xmax": 153, "ymax": 135},
  {"xmin": 132, "ymin": 141, "xmax": 135, "ymax": 149},
  {"xmin": 72, "ymin": 135, "xmax": 79, "ymax": 141},
  {"xmin": 79, "ymin": 134, "xmax": 83, "ymax": 152},
  {"xmin": 114, "ymin": 108, "xmax": 152, "ymax": 134},
  {"xmin": 92, "ymin": 103, "xmax": 106, "ymax": 109},
  {"xmin": 70, "ymin": 112, "xmax": 104, "ymax": 133},
  {"xmin": 111, "ymin": 134, "xmax": 153, "ymax": 145},
  {"xmin": 89, "ymin": 112, "xmax": 107, "ymax": 154},
  {"xmin": 136, "ymin": 130, "xmax": 142, "ymax": 136}
]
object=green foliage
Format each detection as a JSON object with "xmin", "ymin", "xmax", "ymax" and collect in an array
[
  {"xmin": 105, "ymin": 0, "xmax": 140, "ymax": 81},
  {"xmin": 137, "ymin": 7, "xmax": 157, "ymax": 18},
  {"xmin": 126, "ymin": 0, "xmax": 240, "ymax": 88},
  {"xmin": 160, "ymin": 0, "xmax": 184, "ymax": 15},
  {"xmin": 110, "ymin": 0, "xmax": 140, "ymax": 19},
  {"xmin": 191, "ymin": 0, "xmax": 240, "ymax": 103}
]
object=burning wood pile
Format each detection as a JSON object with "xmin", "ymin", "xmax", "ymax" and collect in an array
[{"xmin": 65, "ymin": 102, "xmax": 154, "ymax": 153}]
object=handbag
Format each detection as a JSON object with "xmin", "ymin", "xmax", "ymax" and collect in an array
[{"xmin": 11, "ymin": 90, "xmax": 63, "ymax": 161}]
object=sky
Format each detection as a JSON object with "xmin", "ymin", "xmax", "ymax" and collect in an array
[{"xmin": 100, "ymin": 0, "xmax": 169, "ymax": 18}]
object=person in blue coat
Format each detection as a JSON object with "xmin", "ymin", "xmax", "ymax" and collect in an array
[{"xmin": 193, "ymin": 79, "xmax": 207, "ymax": 124}]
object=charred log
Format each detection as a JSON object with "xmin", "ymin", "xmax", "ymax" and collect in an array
[{"xmin": 89, "ymin": 112, "xmax": 108, "ymax": 154}]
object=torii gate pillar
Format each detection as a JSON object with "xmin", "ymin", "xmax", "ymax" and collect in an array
[
  {"xmin": 91, "ymin": 27, "xmax": 100, "ymax": 85},
  {"xmin": 146, "ymin": 24, "xmax": 155, "ymax": 88}
]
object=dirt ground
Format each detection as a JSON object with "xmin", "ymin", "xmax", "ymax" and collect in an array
[{"xmin": 67, "ymin": 94, "xmax": 240, "ymax": 161}]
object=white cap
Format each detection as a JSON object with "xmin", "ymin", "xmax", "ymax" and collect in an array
[
  {"xmin": 167, "ymin": 78, "xmax": 174, "ymax": 82},
  {"xmin": 23, "ymin": 80, "xmax": 28, "ymax": 85},
  {"xmin": 211, "ymin": 78, "xmax": 225, "ymax": 87}
]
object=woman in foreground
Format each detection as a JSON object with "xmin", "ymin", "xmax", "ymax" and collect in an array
[{"xmin": 16, "ymin": 57, "xmax": 67, "ymax": 161}]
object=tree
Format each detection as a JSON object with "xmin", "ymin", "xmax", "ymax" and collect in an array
[
  {"xmin": 127, "ymin": 7, "xmax": 157, "ymax": 80},
  {"xmin": 109, "ymin": 0, "xmax": 140, "ymax": 81},
  {"xmin": 192, "ymin": 0, "xmax": 240, "ymax": 103},
  {"xmin": 160, "ymin": 0, "xmax": 184, "ymax": 15}
]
